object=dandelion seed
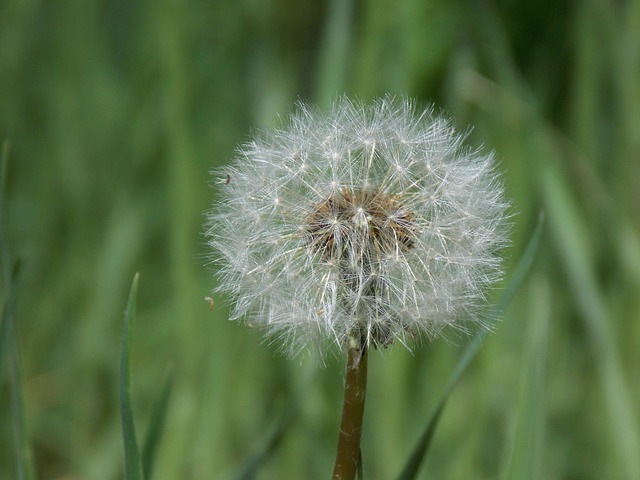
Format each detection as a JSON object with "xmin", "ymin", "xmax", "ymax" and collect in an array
[
  {"xmin": 205, "ymin": 96, "xmax": 509, "ymax": 357},
  {"xmin": 215, "ymin": 174, "xmax": 231, "ymax": 185},
  {"xmin": 204, "ymin": 296, "xmax": 215, "ymax": 311}
]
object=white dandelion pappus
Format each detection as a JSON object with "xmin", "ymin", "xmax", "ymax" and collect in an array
[{"xmin": 206, "ymin": 96, "xmax": 509, "ymax": 357}]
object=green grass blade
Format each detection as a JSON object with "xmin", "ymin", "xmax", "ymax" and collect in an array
[
  {"xmin": 8, "ymin": 323, "xmax": 36, "ymax": 480},
  {"xmin": 542, "ymin": 165, "xmax": 640, "ymax": 478},
  {"xmin": 504, "ymin": 274, "xmax": 550, "ymax": 480},
  {"xmin": 120, "ymin": 273, "xmax": 144, "ymax": 480},
  {"xmin": 1, "ymin": 262, "xmax": 20, "ymax": 405},
  {"xmin": 314, "ymin": 0, "xmax": 355, "ymax": 102},
  {"xmin": 0, "ymin": 296, "xmax": 10, "ymax": 390},
  {"xmin": 230, "ymin": 403, "xmax": 297, "ymax": 480},
  {"xmin": 141, "ymin": 366, "xmax": 174, "ymax": 480},
  {"xmin": 397, "ymin": 213, "xmax": 544, "ymax": 480},
  {"xmin": 4, "ymin": 265, "xmax": 36, "ymax": 480},
  {"xmin": 1, "ymin": 139, "xmax": 35, "ymax": 480},
  {"xmin": 1, "ymin": 139, "xmax": 12, "ymax": 390}
]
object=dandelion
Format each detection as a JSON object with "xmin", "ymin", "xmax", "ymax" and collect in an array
[
  {"xmin": 207, "ymin": 96, "xmax": 508, "ymax": 354},
  {"xmin": 205, "ymin": 96, "xmax": 509, "ymax": 478}
]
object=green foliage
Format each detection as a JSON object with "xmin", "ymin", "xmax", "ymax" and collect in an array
[
  {"xmin": 399, "ymin": 214, "xmax": 543, "ymax": 480},
  {"xmin": 119, "ymin": 274, "xmax": 173, "ymax": 480},
  {"xmin": 2, "ymin": 142, "xmax": 36, "ymax": 480},
  {"xmin": 141, "ymin": 367, "xmax": 173, "ymax": 480},
  {"xmin": 120, "ymin": 274, "xmax": 144, "ymax": 480},
  {"xmin": 1, "ymin": 0, "xmax": 640, "ymax": 479}
]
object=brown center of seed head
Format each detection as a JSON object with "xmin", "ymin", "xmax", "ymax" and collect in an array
[{"xmin": 305, "ymin": 188, "xmax": 417, "ymax": 264}]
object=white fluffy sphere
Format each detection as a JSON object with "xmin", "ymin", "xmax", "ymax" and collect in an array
[{"xmin": 206, "ymin": 97, "xmax": 509, "ymax": 356}]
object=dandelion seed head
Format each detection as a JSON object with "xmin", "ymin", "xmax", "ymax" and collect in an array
[{"xmin": 206, "ymin": 96, "xmax": 510, "ymax": 357}]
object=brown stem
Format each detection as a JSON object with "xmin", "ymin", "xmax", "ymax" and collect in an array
[{"xmin": 332, "ymin": 342, "xmax": 369, "ymax": 480}]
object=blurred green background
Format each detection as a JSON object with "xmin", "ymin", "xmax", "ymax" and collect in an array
[{"xmin": 2, "ymin": 0, "xmax": 640, "ymax": 478}]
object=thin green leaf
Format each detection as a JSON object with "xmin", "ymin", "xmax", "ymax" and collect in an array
[
  {"xmin": 504, "ymin": 274, "xmax": 550, "ymax": 480},
  {"xmin": 120, "ymin": 273, "xmax": 144, "ymax": 480},
  {"xmin": 1, "ymin": 139, "xmax": 12, "ymax": 392},
  {"xmin": 397, "ymin": 213, "xmax": 544, "ymax": 480},
  {"xmin": 1, "ymin": 262, "xmax": 20, "ymax": 403},
  {"xmin": 314, "ymin": 0, "xmax": 355, "ymax": 102},
  {"xmin": 542, "ymin": 165, "xmax": 640, "ymax": 478},
  {"xmin": 4, "ymin": 268, "xmax": 36, "ymax": 480},
  {"xmin": 0, "ymin": 295, "xmax": 10, "ymax": 389},
  {"xmin": 141, "ymin": 366, "xmax": 174, "ymax": 480},
  {"xmin": 1, "ymin": 139, "xmax": 35, "ymax": 480},
  {"xmin": 230, "ymin": 403, "xmax": 297, "ymax": 480},
  {"xmin": 8, "ymin": 324, "xmax": 36, "ymax": 480}
]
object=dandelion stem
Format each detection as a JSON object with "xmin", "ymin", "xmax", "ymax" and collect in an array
[{"xmin": 333, "ymin": 341, "xmax": 368, "ymax": 480}]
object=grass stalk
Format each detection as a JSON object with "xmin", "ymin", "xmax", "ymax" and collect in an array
[{"xmin": 120, "ymin": 273, "xmax": 143, "ymax": 480}]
